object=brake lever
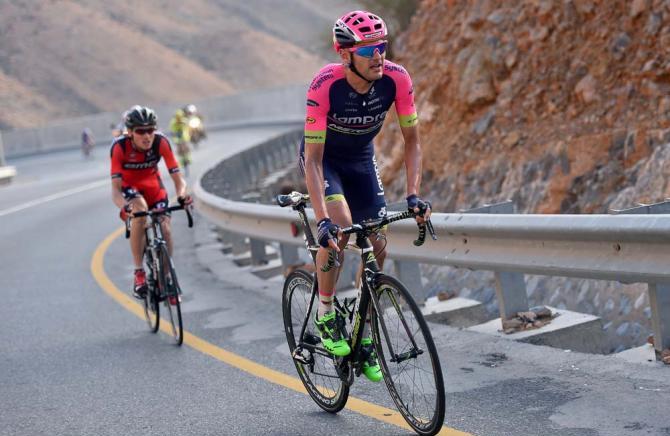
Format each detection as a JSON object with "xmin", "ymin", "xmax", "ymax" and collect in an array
[
  {"xmin": 412, "ymin": 215, "xmax": 437, "ymax": 246},
  {"xmin": 426, "ymin": 219, "xmax": 437, "ymax": 241},
  {"xmin": 413, "ymin": 222, "xmax": 427, "ymax": 246},
  {"xmin": 185, "ymin": 204, "xmax": 194, "ymax": 228}
]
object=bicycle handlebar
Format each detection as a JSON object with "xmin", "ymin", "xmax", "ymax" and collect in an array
[
  {"xmin": 276, "ymin": 192, "xmax": 437, "ymax": 273},
  {"xmin": 124, "ymin": 204, "xmax": 194, "ymax": 239},
  {"xmin": 338, "ymin": 210, "xmax": 437, "ymax": 245}
]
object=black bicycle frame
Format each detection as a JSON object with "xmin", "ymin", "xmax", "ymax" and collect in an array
[
  {"xmin": 291, "ymin": 203, "xmax": 418, "ymax": 369},
  {"xmin": 125, "ymin": 205, "xmax": 193, "ymax": 295}
]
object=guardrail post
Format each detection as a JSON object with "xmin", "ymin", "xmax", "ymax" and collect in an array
[
  {"xmin": 612, "ymin": 199, "xmax": 670, "ymax": 360},
  {"xmin": 279, "ymin": 243, "xmax": 301, "ymax": 267},
  {"xmin": 241, "ymin": 191, "xmax": 270, "ymax": 265},
  {"xmin": 386, "ymin": 201, "xmax": 426, "ymax": 304},
  {"xmin": 218, "ymin": 229, "xmax": 248, "ymax": 255},
  {"xmin": 395, "ymin": 261, "xmax": 425, "ymax": 304},
  {"xmin": 463, "ymin": 201, "xmax": 530, "ymax": 320},
  {"xmin": 249, "ymin": 238, "xmax": 269, "ymax": 265},
  {"xmin": 336, "ymin": 253, "xmax": 358, "ymax": 291},
  {"xmin": 0, "ymin": 131, "xmax": 6, "ymax": 166},
  {"xmin": 648, "ymin": 284, "xmax": 670, "ymax": 360}
]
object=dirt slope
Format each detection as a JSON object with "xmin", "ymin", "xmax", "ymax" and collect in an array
[{"xmin": 0, "ymin": 0, "xmax": 359, "ymax": 128}]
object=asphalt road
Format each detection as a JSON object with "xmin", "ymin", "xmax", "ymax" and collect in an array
[{"xmin": 2, "ymin": 127, "xmax": 669, "ymax": 436}]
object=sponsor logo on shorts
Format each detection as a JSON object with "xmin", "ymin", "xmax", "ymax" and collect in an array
[
  {"xmin": 377, "ymin": 206, "xmax": 387, "ymax": 218},
  {"xmin": 306, "ymin": 117, "xmax": 316, "ymax": 124}
]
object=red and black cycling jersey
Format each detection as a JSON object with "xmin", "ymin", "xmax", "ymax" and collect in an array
[{"xmin": 110, "ymin": 132, "xmax": 180, "ymax": 188}]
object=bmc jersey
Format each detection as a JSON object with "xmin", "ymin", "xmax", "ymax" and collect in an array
[
  {"xmin": 110, "ymin": 132, "xmax": 180, "ymax": 190},
  {"xmin": 303, "ymin": 60, "xmax": 418, "ymax": 161}
]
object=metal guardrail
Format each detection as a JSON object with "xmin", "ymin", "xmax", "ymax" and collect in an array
[
  {"xmin": 194, "ymin": 129, "xmax": 670, "ymax": 362},
  {"xmin": 1, "ymin": 84, "xmax": 306, "ymax": 159}
]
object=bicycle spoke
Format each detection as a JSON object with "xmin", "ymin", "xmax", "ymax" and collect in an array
[
  {"xmin": 283, "ymin": 270, "xmax": 348, "ymax": 413},
  {"xmin": 372, "ymin": 275, "xmax": 444, "ymax": 435}
]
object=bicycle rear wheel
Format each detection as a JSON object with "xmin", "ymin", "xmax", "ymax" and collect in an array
[
  {"xmin": 371, "ymin": 275, "xmax": 445, "ymax": 436},
  {"xmin": 282, "ymin": 269, "xmax": 349, "ymax": 413},
  {"xmin": 157, "ymin": 245, "xmax": 183, "ymax": 345},
  {"xmin": 143, "ymin": 250, "xmax": 159, "ymax": 333}
]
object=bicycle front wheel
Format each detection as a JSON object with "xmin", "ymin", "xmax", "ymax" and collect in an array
[
  {"xmin": 371, "ymin": 275, "xmax": 445, "ymax": 436},
  {"xmin": 282, "ymin": 269, "xmax": 349, "ymax": 413},
  {"xmin": 157, "ymin": 245, "xmax": 183, "ymax": 345}
]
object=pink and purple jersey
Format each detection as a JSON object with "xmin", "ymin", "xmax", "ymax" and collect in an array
[{"xmin": 303, "ymin": 61, "xmax": 418, "ymax": 161}]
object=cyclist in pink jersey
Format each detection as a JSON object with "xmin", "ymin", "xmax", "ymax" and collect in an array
[{"xmin": 300, "ymin": 10, "xmax": 432, "ymax": 382}]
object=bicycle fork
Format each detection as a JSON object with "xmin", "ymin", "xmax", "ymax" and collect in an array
[{"xmin": 292, "ymin": 276, "xmax": 320, "ymax": 366}]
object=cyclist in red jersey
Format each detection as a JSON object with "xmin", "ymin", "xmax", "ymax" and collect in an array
[
  {"xmin": 301, "ymin": 11, "xmax": 432, "ymax": 382},
  {"xmin": 110, "ymin": 106, "xmax": 192, "ymax": 299}
]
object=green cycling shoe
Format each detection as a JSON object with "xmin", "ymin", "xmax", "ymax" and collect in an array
[
  {"xmin": 360, "ymin": 337, "xmax": 383, "ymax": 382},
  {"xmin": 314, "ymin": 311, "xmax": 351, "ymax": 357}
]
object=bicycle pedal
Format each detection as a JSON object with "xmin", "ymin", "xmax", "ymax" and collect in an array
[{"xmin": 292, "ymin": 348, "xmax": 313, "ymax": 365}]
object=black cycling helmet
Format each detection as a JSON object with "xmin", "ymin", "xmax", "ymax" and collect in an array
[{"xmin": 124, "ymin": 105, "xmax": 157, "ymax": 129}]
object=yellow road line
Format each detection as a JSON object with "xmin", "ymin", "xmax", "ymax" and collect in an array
[{"xmin": 91, "ymin": 226, "xmax": 470, "ymax": 436}]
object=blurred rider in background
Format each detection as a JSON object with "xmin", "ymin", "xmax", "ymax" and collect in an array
[
  {"xmin": 183, "ymin": 104, "xmax": 206, "ymax": 148},
  {"xmin": 81, "ymin": 127, "xmax": 95, "ymax": 159},
  {"xmin": 169, "ymin": 108, "xmax": 192, "ymax": 176}
]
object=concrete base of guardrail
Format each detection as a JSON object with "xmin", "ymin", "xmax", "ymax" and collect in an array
[
  {"xmin": 467, "ymin": 307, "xmax": 608, "ymax": 354},
  {"xmin": 232, "ymin": 248, "xmax": 279, "ymax": 267},
  {"xmin": 250, "ymin": 259, "xmax": 284, "ymax": 279},
  {"xmin": 0, "ymin": 165, "xmax": 16, "ymax": 185},
  {"xmin": 422, "ymin": 296, "xmax": 492, "ymax": 327},
  {"xmin": 615, "ymin": 343, "xmax": 659, "ymax": 365}
]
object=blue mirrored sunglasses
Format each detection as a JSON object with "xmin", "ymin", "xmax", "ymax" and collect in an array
[{"xmin": 351, "ymin": 41, "xmax": 387, "ymax": 58}]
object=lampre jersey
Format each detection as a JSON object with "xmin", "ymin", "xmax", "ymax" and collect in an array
[{"xmin": 303, "ymin": 60, "xmax": 418, "ymax": 161}]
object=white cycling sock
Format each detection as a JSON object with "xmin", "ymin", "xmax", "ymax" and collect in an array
[{"xmin": 318, "ymin": 289, "xmax": 334, "ymax": 318}]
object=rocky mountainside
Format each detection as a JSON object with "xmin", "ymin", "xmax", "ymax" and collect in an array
[
  {"xmin": 379, "ymin": 0, "xmax": 670, "ymax": 214},
  {"xmin": 375, "ymin": 0, "xmax": 670, "ymax": 352},
  {"xmin": 0, "ymin": 0, "xmax": 359, "ymax": 129}
]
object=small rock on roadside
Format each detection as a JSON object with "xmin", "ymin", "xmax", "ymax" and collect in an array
[{"xmin": 662, "ymin": 349, "xmax": 670, "ymax": 365}]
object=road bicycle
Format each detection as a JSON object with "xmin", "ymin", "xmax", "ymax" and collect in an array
[
  {"xmin": 125, "ymin": 204, "xmax": 193, "ymax": 345},
  {"xmin": 277, "ymin": 192, "xmax": 445, "ymax": 436}
]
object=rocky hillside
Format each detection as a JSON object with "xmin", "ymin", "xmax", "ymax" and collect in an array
[
  {"xmin": 0, "ymin": 0, "xmax": 359, "ymax": 129},
  {"xmin": 379, "ymin": 0, "xmax": 670, "ymax": 214},
  {"xmin": 375, "ymin": 0, "xmax": 670, "ymax": 352}
]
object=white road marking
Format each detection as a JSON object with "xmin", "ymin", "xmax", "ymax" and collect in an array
[{"xmin": 0, "ymin": 179, "xmax": 108, "ymax": 217}]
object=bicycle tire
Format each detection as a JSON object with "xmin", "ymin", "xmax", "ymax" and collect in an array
[
  {"xmin": 282, "ymin": 269, "xmax": 349, "ymax": 413},
  {"xmin": 143, "ymin": 249, "xmax": 159, "ymax": 333},
  {"xmin": 371, "ymin": 274, "xmax": 445, "ymax": 436},
  {"xmin": 157, "ymin": 245, "xmax": 183, "ymax": 345}
]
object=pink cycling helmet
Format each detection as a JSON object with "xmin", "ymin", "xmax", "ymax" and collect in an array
[{"xmin": 332, "ymin": 10, "xmax": 388, "ymax": 51}]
